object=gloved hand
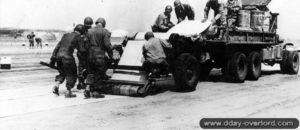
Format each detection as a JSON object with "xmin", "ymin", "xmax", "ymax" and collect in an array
[{"xmin": 50, "ymin": 56, "xmax": 56, "ymax": 66}]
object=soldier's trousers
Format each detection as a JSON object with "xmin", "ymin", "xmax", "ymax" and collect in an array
[
  {"xmin": 77, "ymin": 54, "xmax": 88, "ymax": 84},
  {"xmin": 142, "ymin": 58, "xmax": 169, "ymax": 75},
  {"xmin": 55, "ymin": 58, "xmax": 77, "ymax": 90},
  {"xmin": 85, "ymin": 58, "xmax": 108, "ymax": 89}
]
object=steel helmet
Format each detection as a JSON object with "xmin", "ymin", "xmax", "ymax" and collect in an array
[
  {"xmin": 165, "ymin": 5, "xmax": 173, "ymax": 12},
  {"xmin": 174, "ymin": 0, "xmax": 182, "ymax": 7},
  {"xmin": 96, "ymin": 18, "xmax": 106, "ymax": 27},
  {"xmin": 74, "ymin": 24, "xmax": 85, "ymax": 34},
  {"xmin": 84, "ymin": 17, "xmax": 93, "ymax": 26},
  {"xmin": 144, "ymin": 32, "xmax": 155, "ymax": 41}
]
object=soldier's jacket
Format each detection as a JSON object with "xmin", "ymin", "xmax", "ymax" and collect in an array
[
  {"xmin": 71, "ymin": 34, "xmax": 89, "ymax": 57},
  {"xmin": 153, "ymin": 13, "xmax": 173, "ymax": 30},
  {"xmin": 142, "ymin": 37, "xmax": 172, "ymax": 62},
  {"xmin": 226, "ymin": 0, "xmax": 242, "ymax": 18},
  {"xmin": 52, "ymin": 32, "xmax": 79, "ymax": 60},
  {"xmin": 86, "ymin": 26, "xmax": 113, "ymax": 61},
  {"xmin": 204, "ymin": 0, "xmax": 227, "ymax": 19},
  {"xmin": 175, "ymin": 4, "xmax": 195, "ymax": 23}
]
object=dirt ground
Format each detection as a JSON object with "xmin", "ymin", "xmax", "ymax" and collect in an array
[{"xmin": 0, "ymin": 43, "xmax": 300, "ymax": 130}]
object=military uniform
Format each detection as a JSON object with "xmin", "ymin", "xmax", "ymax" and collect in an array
[
  {"xmin": 85, "ymin": 26, "xmax": 113, "ymax": 89},
  {"xmin": 35, "ymin": 37, "xmax": 42, "ymax": 48},
  {"xmin": 142, "ymin": 37, "xmax": 172, "ymax": 76},
  {"xmin": 152, "ymin": 13, "xmax": 174, "ymax": 32},
  {"xmin": 52, "ymin": 32, "xmax": 79, "ymax": 91},
  {"xmin": 175, "ymin": 4, "xmax": 195, "ymax": 23},
  {"xmin": 203, "ymin": 0, "xmax": 227, "ymax": 26},
  {"xmin": 27, "ymin": 33, "xmax": 35, "ymax": 49},
  {"xmin": 227, "ymin": 0, "xmax": 242, "ymax": 27},
  {"xmin": 71, "ymin": 33, "xmax": 89, "ymax": 89}
]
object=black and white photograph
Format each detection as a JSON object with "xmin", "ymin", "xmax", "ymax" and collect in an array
[{"xmin": 0, "ymin": 0, "xmax": 299, "ymax": 129}]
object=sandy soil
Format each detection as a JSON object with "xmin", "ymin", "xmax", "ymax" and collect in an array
[{"xmin": 0, "ymin": 43, "xmax": 299, "ymax": 130}]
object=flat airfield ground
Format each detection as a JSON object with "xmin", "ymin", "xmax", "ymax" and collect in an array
[{"xmin": 0, "ymin": 42, "xmax": 300, "ymax": 130}]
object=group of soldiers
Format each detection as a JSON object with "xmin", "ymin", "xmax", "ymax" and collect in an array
[
  {"xmin": 51, "ymin": 17, "xmax": 116, "ymax": 98},
  {"xmin": 152, "ymin": 0, "xmax": 242, "ymax": 40},
  {"xmin": 27, "ymin": 32, "xmax": 43, "ymax": 49},
  {"xmin": 50, "ymin": 0, "xmax": 243, "ymax": 98}
]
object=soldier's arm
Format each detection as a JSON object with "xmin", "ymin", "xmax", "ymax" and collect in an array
[
  {"xmin": 214, "ymin": 3, "xmax": 226, "ymax": 21},
  {"xmin": 52, "ymin": 34, "xmax": 65, "ymax": 57},
  {"xmin": 175, "ymin": 8, "xmax": 183, "ymax": 22},
  {"xmin": 160, "ymin": 39, "xmax": 172, "ymax": 49},
  {"xmin": 157, "ymin": 15, "xmax": 168, "ymax": 30},
  {"xmin": 204, "ymin": 1, "xmax": 211, "ymax": 19},
  {"xmin": 70, "ymin": 35, "xmax": 79, "ymax": 50},
  {"xmin": 188, "ymin": 5, "xmax": 195, "ymax": 20},
  {"xmin": 104, "ymin": 31, "xmax": 113, "ymax": 59}
]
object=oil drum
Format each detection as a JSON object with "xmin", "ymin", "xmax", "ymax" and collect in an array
[
  {"xmin": 112, "ymin": 85, "xmax": 121, "ymax": 95},
  {"xmin": 250, "ymin": 11, "xmax": 264, "ymax": 32},
  {"xmin": 119, "ymin": 85, "xmax": 132, "ymax": 96},
  {"xmin": 238, "ymin": 10, "xmax": 251, "ymax": 29}
]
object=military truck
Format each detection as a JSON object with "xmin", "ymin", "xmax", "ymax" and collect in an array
[{"xmin": 167, "ymin": 0, "xmax": 299, "ymax": 91}]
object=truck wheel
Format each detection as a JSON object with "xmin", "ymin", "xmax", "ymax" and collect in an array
[
  {"xmin": 174, "ymin": 53, "xmax": 199, "ymax": 91},
  {"xmin": 227, "ymin": 52, "xmax": 248, "ymax": 83},
  {"xmin": 284, "ymin": 51, "xmax": 299, "ymax": 74},
  {"xmin": 280, "ymin": 51, "xmax": 288, "ymax": 73},
  {"xmin": 247, "ymin": 52, "xmax": 262, "ymax": 80}
]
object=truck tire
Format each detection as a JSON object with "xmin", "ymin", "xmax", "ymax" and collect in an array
[
  {"xmin": 227, "ymin": 52, "xmax": 248, "ymax": 83},
  {"xmin": 247, "ymin": 52, "xmax": 262, "ymax": 80},
  {"xmin": 280, "ymin": 51, "xmax": 288, "ymax": 73},
  {"xmin": 173, "ymin": 53, "xmax": 199, "ymax": 91},
  {"xmin": 283, "ymin": 51, "xmax": 299, "ymax": 74}
]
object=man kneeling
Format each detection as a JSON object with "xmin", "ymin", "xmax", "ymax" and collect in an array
[{"xmin": 142, "ymin": 32, "xmax": 172, "ymax": 77}]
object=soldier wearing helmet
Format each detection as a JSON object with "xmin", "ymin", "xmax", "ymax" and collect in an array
[
  {"xmin": 71, "ymin": 18, "xmax": 92, "ymax": 90},
  {"xmin": 152, "ymin": 5, "xmax": 175, "ymax": 32},
  {"xmin": 142, "ymin": 32, "xmax": 172, "ymax": 77},
  {"xmin": 202, "ymin": 0, "xmax": 227, "ymax": 40},
  {"xmin": 84, "ymin": 17, "xmax": 114, "ymax": 98},
  {"xmin": 174, "ymin": 0, "xmax": 195, "ymax": 23},
  {"xmin": 226, "ymin": 0, "xmax": 242, "ymax": 27},
  {"xmin": 50, "ymin": 24, "xmax": 83, "ymax": 98}
]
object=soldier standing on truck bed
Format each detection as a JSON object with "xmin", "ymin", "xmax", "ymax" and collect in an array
[
  {"xmin": 72, "ymin": 17, "xmax": 94, "ymax": 90},
  {"xmin": 50, "ymin": 25, "xmax": 84, "ymax": 98},
  {"xmin": 142, "ymin": 32, "xmax": 172, "ymax": 77},
  {"xmin": 174, "ymin": 0, "xmax": 195, "ymax": 23},
  {"xmin": 152, "ymin": 5, "xmax": 175, "ymax": 32},
  {"xmin": 84, "ymin": 18, "xmax": 115, "ymax": 98},
  {"xmin": 202, "ymin": 0, "xmax": 227, "ymax": 40},
  {"xmin": 226, "ymin": 0, "xmax": 242, "ymax": 27}
]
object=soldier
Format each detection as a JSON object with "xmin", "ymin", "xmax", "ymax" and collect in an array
[
  {"xmin": 174, "ymin": 0, "xmax": 195, "ymax": 23},
  {"xmin": 152, "ymin": 5, "xmax": 175, "ymax": 32},
  {"xmin": 226, "ymin": 0, "xmax": 242, "ymax": 27},
  {"xmin": 35, "ymin": 37, "xmax": 42, "ymax": 49},
  {"xmin": 27, "ymin": 32, "xmax": 35, "ymax": 49},
  {"xmin": 142, "ymin": 32, "xmax": 172, "ymax": 77},
  {"xmin": 202, "ymin": 0, "xmax": 227, "ymax": 40},
  {"xmin": 73, "ymin": 17, "xmax": 94, "ymax": 90},
  {"xmin": 50, "ymin": 24, "xmax": 84, "ymax": 98},
  {"xmin": 84, "ymin": 18, "xmax": 114, "ymax": 98}
]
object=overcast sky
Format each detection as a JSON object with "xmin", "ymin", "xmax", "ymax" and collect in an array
[{"xmin": 0, "ymin": 0, "xmax": 299, "ymax": 39}]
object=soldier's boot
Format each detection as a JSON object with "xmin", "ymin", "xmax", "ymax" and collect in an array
[
  {"xmin": 65, "ymin": 90, "xmax": 76, "ymax": 98},
  {"xmin": 84, "ymin": 85, "xmax": 91, "ymax": 98},
  {"xmin": 91, "ymin": 91, "xmax": 105, "ymax": 98},
  {"xmin": 52, "ymin": 81, "xmax": 60, "ymax": 96}
]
